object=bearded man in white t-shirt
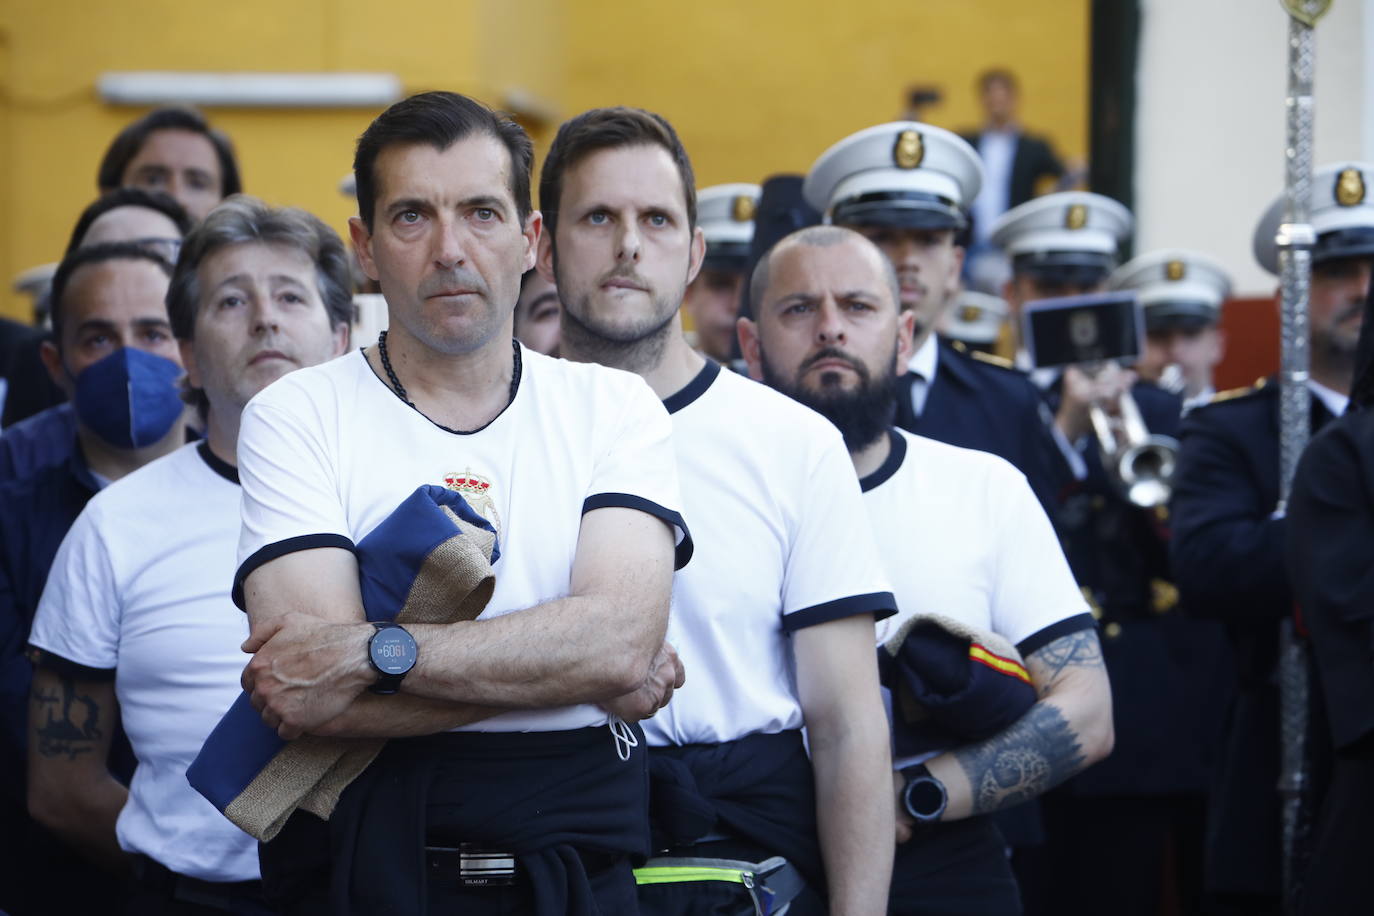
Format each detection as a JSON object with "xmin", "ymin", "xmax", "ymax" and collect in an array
[
  {"xmin": 221, "ymin": 93, "xmax": 688, "ymax": 915},
  {"xmin": 539, "ymin": 107, "xmax": 897, "ymax": 916},
  {"xmin": 27, "ymin": 196, "xmax": 352, "ymax": 913},
  {"xmin": 738, "ymin": 225, "xmax": 1114, "ymax": 916}
]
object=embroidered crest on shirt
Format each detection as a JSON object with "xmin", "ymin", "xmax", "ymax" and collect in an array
[{"xmin": 444, "ymin": 469, "xmax": 502, "ymax": 539}]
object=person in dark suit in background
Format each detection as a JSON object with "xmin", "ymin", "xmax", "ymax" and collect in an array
[
  {"xmin": 1171, "ymin": 160, "xmax": 1374, "ymax": 915},
  {"xmin": 962, "ymin": 69, "xmax": 1067, "ymax": 295}
]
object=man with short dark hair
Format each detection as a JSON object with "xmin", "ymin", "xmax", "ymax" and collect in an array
[
  {"xmin": 740, "ymin": 222, "xmax": 1112, "ymax": 916},
  {"xmin": 27, "ymin": 196, "xmax": 350, "ymax": 915},
  {"xmin": 0, "ymin": 189, "xmax": 193, "ymax": 482},
  {"xmin": 0, "ymin": 242, "xmax": 184, "ymax": 916},
  {"xmin": 230, "ymin": 92, "xmax": 690, "ymax": 914},
  {"xmin": 98, "ymin": 107, "xmax": 242, "ymax": 222},
  {"xmin": 540, "ymin": 106, "xmax": 895, "ymax": 915}
]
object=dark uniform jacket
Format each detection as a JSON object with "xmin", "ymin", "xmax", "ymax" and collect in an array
[
  {"xmin": 894, "ymin": 338, "xmax": 1062, "ymax": 516},
  {"xmin": 1046, "ymin": 379, "xmax": 1232, "ymax": 799},
  {"xmin": 1171, "ymin": 378, "xmax": 1335, "ymax": 897}
]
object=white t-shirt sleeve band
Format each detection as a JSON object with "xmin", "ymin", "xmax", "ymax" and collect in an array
[
  {"xmin": 582, "ymin": 492, "xmax": 694, "ymax": 570},
  {"xmin": 231, "ymin": 533, "xmax": 358, "ymax": 610},
  {"xmin": 26, "ymin": 645, "xmax": 116, "ymax": 681},
  {"xmin": 781, "ymin": 591, "xmax": 898, "ymax": 634},
  {"xmin": 1015, "ymin": 612, "xmax": 1098, "ymax": 657}
]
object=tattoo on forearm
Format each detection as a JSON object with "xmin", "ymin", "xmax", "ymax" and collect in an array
[
  {"xmin": 31, "ymin": 677, "xmax": 105, "ymax": 759},
  {"xmin": 1027, "ymin": 629, "xmax": 1103, "ymax": 695},
  {"xmin": 954, "ymin": 702, "xmax": 1086, "ymax": 815}
]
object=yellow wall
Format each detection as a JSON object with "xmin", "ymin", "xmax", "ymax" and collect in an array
[{"xmin": 0, "ymin": 0, "xmax": 1086, "ymax": 321}]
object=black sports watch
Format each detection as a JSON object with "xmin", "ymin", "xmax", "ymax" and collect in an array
[
  {"xmin": 900, "ymin": 763, "xmax": 948, "ymax": 824},
  {"xmin": 367, "ymin": 623, "xmax": 418, "ymax": 695}
]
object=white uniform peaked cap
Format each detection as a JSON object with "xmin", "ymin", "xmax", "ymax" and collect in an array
[
  {"xmin": 1252, "ymin": 161, "xmax": 1374, "ymax": 274},
  {"xmin": 989, "ymin": 191, "xmax": 1132, "ymax": 258},
  {"xmin": 1109, "ymin": 249, "xmax": 1232, "ymax": 311},
  {"xmin": 696, "ymin": 183, "xmax": 762, "ymax": 247},
  {"xmin": 804, "ymin": 121, "xmax": 984, "ymax": 216}
]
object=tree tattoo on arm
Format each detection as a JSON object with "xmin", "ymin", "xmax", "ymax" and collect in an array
[
  {"xmin": 951, "ymin": 628, "xmax": 1104, "ymax": 814},
  {"xmin": 30, "ymin": 673, "xmax": 106, "ymax": 760}
]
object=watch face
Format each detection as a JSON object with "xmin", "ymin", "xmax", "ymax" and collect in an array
[
  {"xmin": 905, "ymin": 775, "xmax": 947, "ymax": 821},
  {"xmin": 370, "ymin": 626, "xmax": 417, "ymax": 676}
]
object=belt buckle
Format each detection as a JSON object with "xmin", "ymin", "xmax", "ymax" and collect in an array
[{"xmin": 426, "ymin": 844, "xmax": 518, "ymax": 888}]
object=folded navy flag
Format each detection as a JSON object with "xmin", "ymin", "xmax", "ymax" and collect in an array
[
  {"xmin": 879, "ymin": 614, "xmax": 1038, "ymax": 759},
  {"xmin": 188, "ymin": 485, "xmax": 499, "ymax": 841}
]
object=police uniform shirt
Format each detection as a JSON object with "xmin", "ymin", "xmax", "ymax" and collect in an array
[
  {"xmin": 905, "ymin": 334, "xmax": 938, "ymax": 418},
  {"xmin": 641, "ymin": 361, "xmax": 896, "ymax": 747},
  {"xmin": 233, "ymin": 346, "xmax": 690, "ymax": 734},
  {"xmin": 861, "ymin": 428, "xmax": 1090, "ymax": 676},
  {"xmin": 28, "ymin": 442, "xmax": 257, "ymax": 883}
]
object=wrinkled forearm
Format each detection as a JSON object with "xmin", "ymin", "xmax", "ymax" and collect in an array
[{"xmin": 397, "ymin": 593, "xmax": 665, "ymax": 708}]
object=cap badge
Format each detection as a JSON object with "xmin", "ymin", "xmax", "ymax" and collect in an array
[
  {"xmin": 959, "ymin": 305, "xmax": 983, "ymax": 323},
  {"xmin": 1336, "ymin": 168, "xmax": 1365, "ymax": 207},
  {"xmin": 893, "ymin": 130, "xmax": 924, "ymax": 169},
  {"xmin": 1166, "ymin": 259, "xmax": 1186, "ymax": 281},
  {"xmin": 731, "ymin": 194, "xmax": 756, "ymax": 222},
  {"xmin": 1065, "ymin": 204, "xmax": 1088, "ymax": 230}
]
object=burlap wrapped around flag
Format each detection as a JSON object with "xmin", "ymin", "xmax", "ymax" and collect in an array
[
  {"xmin": 878, "ymin": 613, "xmax": 1038, "ymax": 759},
  {"xmin": 187, "ymin": 484, "xmax": 500, "ymax": 841}
]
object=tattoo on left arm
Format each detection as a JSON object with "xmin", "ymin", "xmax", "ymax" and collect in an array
[
  {"xmin": 948, "ymin": 627, "xmax": 1108, "ymax": 816},
  {"xmin": 953, "ymin": 701, "xmax": 1085, "ymax": 814},
  {"xmin": 31, "ymin": 676, "xmax": 106, "ymax": 760}
]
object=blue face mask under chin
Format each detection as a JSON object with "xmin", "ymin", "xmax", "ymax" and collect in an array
[{"xmin": 72, "ymin": 347, "xmax": 185, "ymax": 450}]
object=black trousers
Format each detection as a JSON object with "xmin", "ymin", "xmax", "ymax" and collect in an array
[
  {"xmin": 261, "ymin": 726, "xmax": 649, "ymax": 916},
  {"xmin": 126, "ymin": 854, "xmax": 274, "ymax": 916},
  {"xmin": 888, "ymin": 815, "xmax": 1020, "ymax": 916}
]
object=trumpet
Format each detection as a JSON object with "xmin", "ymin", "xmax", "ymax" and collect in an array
[{"xmin": 1088, "ymin": 386, "xmax": 1179, "ymax": 509}]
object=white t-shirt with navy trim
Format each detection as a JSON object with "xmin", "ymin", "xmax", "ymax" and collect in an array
[
  {"xmin": 28, "ymin": 441, "xmax": 258, "ymax": 883},
  {"xmin": 642, "ymin": 362, "xmax": 897, "ymax": 747},
  {"xmin": 861, "ymin": 428, "xmax": 1091, "ymax": 653},
  {"xmin": 233, "ymin": 344, "xmax": 689, "ymax": 734}
]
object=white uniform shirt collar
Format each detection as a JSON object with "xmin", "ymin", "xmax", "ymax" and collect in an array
[
  {"xmin": 907, "ymin": 334, "xmax": 940, "ymax": 380},
  {"xmin": 1308, "ymin": 378, "xmax": 1349, "ymax": 418}
]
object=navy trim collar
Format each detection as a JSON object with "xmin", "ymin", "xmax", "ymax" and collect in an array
[
  {"xmin": 197, "ymin": 441, "xmax": 240, "ymax": 485},
  {"xmin": 860, "ymin": 429, "xmax": 907, "ymax": 493},
  {"xmin": 663, "ymin": 360, "xmax": 721, "ymax": 414}
]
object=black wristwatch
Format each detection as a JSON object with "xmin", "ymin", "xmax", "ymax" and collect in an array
[
  {"xmin": 367, "ymin": 623, "xmax": 418, "ymax": 695},
  {"xmin": 900, "ymin": 763, "xmax": 948, "ymax": 824}
]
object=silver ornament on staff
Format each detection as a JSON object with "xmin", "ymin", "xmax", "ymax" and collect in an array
[{"xmin": 1275, "ymin": 0, "xmax": 1330, "ymax": 910}]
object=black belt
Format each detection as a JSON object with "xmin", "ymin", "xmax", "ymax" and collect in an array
[{"xmin": 132, "ymin": 854, "xmax": 265, "ymax": 912}]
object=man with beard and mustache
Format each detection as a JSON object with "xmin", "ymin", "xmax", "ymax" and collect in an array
[
  {"xmin": 1171, "ymin": 161, "xmax": 1374, "ymax": 913},
  {"xmin": 738, "ymin": 224, "xmax": 1112, "ymax": 915},
  {"xmin": 803, "ymin": 122, "xmax": 1062, "ymax": 516},
  {"xmin": 540, "ymin": 106, "xmax": 896, "ymax": 915}
]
